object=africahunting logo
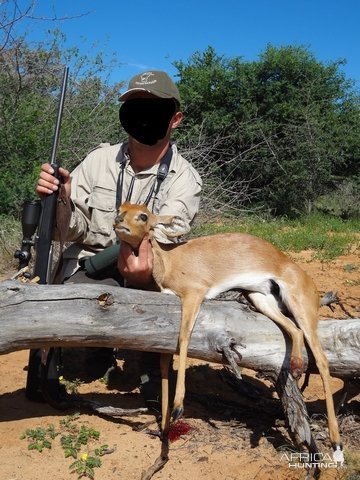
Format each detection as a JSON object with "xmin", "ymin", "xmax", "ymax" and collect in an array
[{"xmin": 280, "ymin": 451, "xmax": 346, "ymax": 469}]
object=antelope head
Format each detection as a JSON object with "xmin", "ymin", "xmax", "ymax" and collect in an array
[{"xmin": 113, "ymin": 202, "xmax": 190, "ymax": 248}]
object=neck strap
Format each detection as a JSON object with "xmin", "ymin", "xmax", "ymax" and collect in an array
[{"xmin": 116, "ymin": 145, "xmax": 172, "ymax": 210}]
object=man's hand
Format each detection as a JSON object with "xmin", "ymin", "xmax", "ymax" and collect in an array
[
  {"xmin": 36, "ymin": 163, "xmax": 71, "ymax": 200},
  {"xmin": 117, "ymin": 235, "xmax": 154, "ymax": 287}
]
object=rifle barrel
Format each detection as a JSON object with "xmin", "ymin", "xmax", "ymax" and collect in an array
[{"xmin": 49, "ymin": 66, "xmax": 69, "ymax": 166}]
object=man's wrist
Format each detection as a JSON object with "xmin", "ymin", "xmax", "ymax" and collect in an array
[{"xmin": 122, "ymin": 271, "xmax": 155, "ymax": 289}]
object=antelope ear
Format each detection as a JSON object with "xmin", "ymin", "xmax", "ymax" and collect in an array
[{"xmin": 154, "ymin": 215, "xmax": 190, "ymax": 238}]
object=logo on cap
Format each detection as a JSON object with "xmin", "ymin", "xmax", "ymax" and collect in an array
[{"xmin": 135, "ymin": 71, "xmax": 157, "ymax": 86}]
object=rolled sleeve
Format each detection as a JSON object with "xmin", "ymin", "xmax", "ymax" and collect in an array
[{"xmin": 154, "ymin": 163, "xmax": 202, "ymax": 243}]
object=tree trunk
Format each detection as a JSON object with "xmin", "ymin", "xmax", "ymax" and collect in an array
[{"xmin": 1, "ymin": 280, "xmax": 359, "ymax": 380}]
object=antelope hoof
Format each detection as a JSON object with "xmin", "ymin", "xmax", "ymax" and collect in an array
[
  {"xmin": 332, "ymin": 444, "xmax": 344, "ymax": 464},
  {"xmin": 290, "ymin": 357, "xmax": 304, "ymax": 380},
  {"xmin": 171, "ymin": 406, "xmax": 184, "ymax": 422}
]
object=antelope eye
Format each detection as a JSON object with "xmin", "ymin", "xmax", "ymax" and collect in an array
[{"xmin": 139, "ymin": 213, "xmax": 148, "ymax": 222}]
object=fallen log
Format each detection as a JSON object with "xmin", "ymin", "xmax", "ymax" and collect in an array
[{"xmin": 0, "ymin": 279, "xmax": 359, "ymax": 379}]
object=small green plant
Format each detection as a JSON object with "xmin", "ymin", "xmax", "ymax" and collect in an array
[
  {"xmin": 70, "ymin": 453, "xmax": 102, "ymax": 480},
  {"xmin": 343, "ymin": 263, "xmax": 359, "ymax": 273},
  {"xmin": 21, "ymin": 414, "xmax": 113, "ymax": 479},
  {"xmin": 345, "ymin": 279, "xmax": 360, "ymax": 287},
  {"xmin": 20, "ymin": 425, "xmax": 58, "ymax": 452},
  {"xmin": 61, "ymin": 425, "xmax": 101, "ymax": 459},
  {"xmin": 59, "ymin": 376, "xmax": 84, "ymax": 395},
  {"xmin": 94, "ymin": 444, "xmax": 111, "ymax": 456},
  {"xmin": 59, "ymin": 412, "xmax": 81, "ymax": 430},
  {"xmin": 61, "ymin": 434, "xmax": 80, "ymax": 459}
]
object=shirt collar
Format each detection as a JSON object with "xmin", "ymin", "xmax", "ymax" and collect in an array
[{"xmin": 117, "ymin": 141, "xmax": 176, "ymax": 175}]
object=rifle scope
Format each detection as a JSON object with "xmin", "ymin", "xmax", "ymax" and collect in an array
[{"xmin": 14, "ymin": 200, "xmax": 42, "ymax": 271}]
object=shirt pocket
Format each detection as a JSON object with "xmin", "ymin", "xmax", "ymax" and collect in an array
[{"xmin": 88, "ymin": 185, "xmax": 116, "ymax": 237}]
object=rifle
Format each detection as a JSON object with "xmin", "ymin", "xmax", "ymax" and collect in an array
[{"xmin": 15, "ymin": 66, "xmax": 69, "ymax": 407}]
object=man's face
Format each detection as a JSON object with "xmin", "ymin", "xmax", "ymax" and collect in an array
[{"xmin": 119, "ymin": 93, "xmax": 177, "ymax": 146}]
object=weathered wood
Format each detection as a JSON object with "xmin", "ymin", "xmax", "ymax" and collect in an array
[{"xmin": 0, "ymin": 280, "xmax": 359, "ymax": 379}]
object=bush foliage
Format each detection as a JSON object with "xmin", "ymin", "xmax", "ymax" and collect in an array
[{"xmin": 0, "ymin": 25, "xmax": 359, "ymax": 219}]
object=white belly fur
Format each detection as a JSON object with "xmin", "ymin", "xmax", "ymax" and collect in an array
[
  {"xmin": 205, "ymin": 273, "xmax": 273, "ymax": 300},
  {"xmin": 161, "ymin": 288, "xmax": 177, "ymax": 295}
]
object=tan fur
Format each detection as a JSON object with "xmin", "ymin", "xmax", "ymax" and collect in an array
[{"xmin": 114, "ymin": 202, "xmax": 342, "ymax": 453}]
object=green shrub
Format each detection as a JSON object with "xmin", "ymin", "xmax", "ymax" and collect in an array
[
  {"xmin": 316, "ymin": 180, "xmax": 360, "ymax": 219},
  {"xmin": 0, "ymin": 214, "xmax": 21, "ymax": 275}
]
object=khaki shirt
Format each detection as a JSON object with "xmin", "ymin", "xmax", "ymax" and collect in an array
[{"xmin": 62, "ymin": 142, "xmax": 202, "ymax": 277}]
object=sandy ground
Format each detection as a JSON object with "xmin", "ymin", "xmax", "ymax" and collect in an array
[{"xmin": 0, "ymin": 250, "xmax": 359, "ymax": 480}]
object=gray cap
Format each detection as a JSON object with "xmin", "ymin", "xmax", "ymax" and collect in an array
[{"xmin": 119, "ymin": 70, "xmax": 181, "ymax": 103}]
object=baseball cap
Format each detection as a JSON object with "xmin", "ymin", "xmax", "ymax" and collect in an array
[{"xmin": 119, "ymin": 70, "xmax": 181, "ymax": 104}]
